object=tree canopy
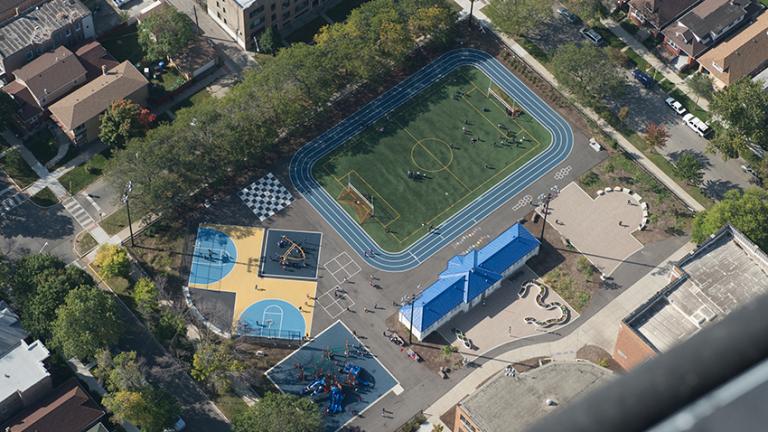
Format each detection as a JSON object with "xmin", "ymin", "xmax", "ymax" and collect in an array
[
  {"xmin": 692, "ymin": 188, "xmax": 768, "ymax": 250},
  {"xmin": 108, "ymin": 0, "xmax": 456, "ymax": 217},
  {"xmin": 133, "ymin": 278, "xmax": 159, "ymax": 319},
  {"xmin": 191, "ymin": 339, "xmax": 243, "ymax": 395},
  {"xmin": 644, "ymin": 122, "xmax": 669, "ymax": 152},
  {"xmin": 551, "ymin": 43, "xmax": 625, "ymax": 105},
  {"xmin": 103, "ymin": 385, "xmax": 180, "ymax": 432},
  {"xmin": 233, "ymin": 392, "xmax": 323, "ymax": 432},
  {"xmin": 138, "ymin": 6, "xmax": 196, "ymax": 60},
  {"xmin": 95, "ymin": 349, "xmax": 147, "ymax": 393},
  {"xmin": 486, "ymin": 0, "xmax": 553, "ymax": 36},
  {"xmin": 687, "ymin": 73, "xmax": 713, "ymax": 102},
  {"xmin": 0, "ymin": 92, "xmax": 16, "ymax": 132},
  {"xmin": 675, "ymin": 152, "xmax": 705, "ymax": 186},
  {"xmin": 710, "ymin": 78, "xmax": 768, "ymax": 159},
  {"xmin": 51, "ymin": 286, "xmax": 122, "ymax": 360},
  {"xmin": 22, "ymin": 266, "xmax": 93, "ymax": 339},
  {"xmin": 99, "ymin": 100, "xmax": 147, "ymax": 148},
  {"xmin": 94, "ymin": 244, "xmax": 130, "ymax": 279}
]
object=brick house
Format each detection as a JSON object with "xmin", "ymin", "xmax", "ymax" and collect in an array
[
  {"xmin": 628, "ymin": 0, "xmax": 702, "ymax": 32},
  {"xmin": 698, "ymin": 10, "xmax": 768, "ymax": 87}
]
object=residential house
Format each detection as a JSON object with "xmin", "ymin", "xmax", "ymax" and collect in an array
[
  {"xmin": 48, "ymin": 61, "xmax": 149, "ymax": 144},
  {"xmin": 0, "ymin": 301, "xmax": 52, "ymax": 423},
  {"xmin": 612, "ymin": 225, "xmax": 768, "ymax": 370},
  {"xmin": 0, "ymin": 0, "xmax": 48, "ymax": 24},
  {"xmin": 628, "ymin": 0, "xmax": 702, "ymax": 32},
  {"xmin": 170, "ymin": 37, "xmax": 219, "ymax": 81},
  {"xmin": 0, "ymin": 0, "xmax": 94, "ymax": 78},
  {"xmin": 0, "ymin": 378, "xmax": 105, "ymax": 432},
  {"xmin": 453, "ymin": 361, "xmax": 612, "ymax": 432},
  {"xmin": 74, "ymin": 41, "xmax": 120, "ymax": 81},
  {"xmin": 662, "ymin": 0, "xmax": 763, "ymax": 68},
  {"xmin": 2, "ymin": 46, "xmax": 87, "ymax": 126},
  {"xmin": 206, "ymin": 0, "xmax": 341, "ymax": 50},
  {"xmin": 698, "ymin": 11, "xmax": 768, "ymax": 87},
  {"xmin": 399, "ymin": 224, "xmax": 540, "ymax": 341}
]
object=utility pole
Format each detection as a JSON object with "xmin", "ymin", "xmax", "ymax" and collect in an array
[
  {"xmin": 406, "ymin": 284, "xmax": 420, "ymax": 345},
  {"xmin": 193, "ymin": 5, "xmax": 201, "ymax": 35},
  {"xmin": 538, "ymin": 192, "xmax": 555, "ymax": 242},
  {"xmin": 468, "ymin": 0, "xmax": 476, "ymax": 28},
  {"xmin": 122, "ymin": 180, "xmax": 135, "ymax": 247}
]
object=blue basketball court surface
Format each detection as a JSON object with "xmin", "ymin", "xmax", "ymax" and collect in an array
[
  {"xmin": 189, "ymin": 227, "xmax": 238, "ymax": 285},
  {"xmin": 266, "ymin": 321, "xmax": 399, "ymax": 431},
  {"xmin": 238, "ymin": 299, "xmax": 306, "ymax": 339}
]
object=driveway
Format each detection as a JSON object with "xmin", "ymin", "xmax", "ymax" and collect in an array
[{"xmin": 615, "ymin": 75, "xmax": 753, "ymax": 199}]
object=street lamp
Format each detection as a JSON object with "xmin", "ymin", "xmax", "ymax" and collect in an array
[
  {"xmin": 468, "ymin": 0, "xmax": 476, "ymax": 28},
  {"xmin": 538, "ymin": 192, "xmax": 557, "ymax": 241},
  {"xmin": 406, "ymin": 284, "xmax": 421, "ymax": 345},
  {"xmin": 122, "ymin": 180, "xmax": 135, "ymax": 247}
]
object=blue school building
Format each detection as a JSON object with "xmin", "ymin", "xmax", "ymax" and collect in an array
[{"xmin": 399, "ymin": 223, "xmax": 540, "ymax": 340}]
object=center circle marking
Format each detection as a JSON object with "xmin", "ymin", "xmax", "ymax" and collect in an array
[{"xmin": 410, "ymin": 138, "xmax": 454, "ymax": 173}]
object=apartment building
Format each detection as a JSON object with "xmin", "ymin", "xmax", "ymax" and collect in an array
[{"xmin": 206, "ymin": 0, "xmax": 340, "ymax": 50}]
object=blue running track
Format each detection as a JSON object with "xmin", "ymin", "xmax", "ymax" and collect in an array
[{"xmin": 289, "ymin": 49, "xmax": 573, "ymax": 272}]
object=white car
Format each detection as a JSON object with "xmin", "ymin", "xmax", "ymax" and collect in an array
[
  {"xmin": 665, "ymin": 97, "xmax": 686, "ymax": 115},
  {"xmin": 683, "ymin": 113, "xmax": 711, "ymax": 138}
]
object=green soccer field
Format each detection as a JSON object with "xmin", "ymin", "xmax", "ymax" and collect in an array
[{"xmin": 313, "ymin": 66, "xmax": 552, "ymax": 252}]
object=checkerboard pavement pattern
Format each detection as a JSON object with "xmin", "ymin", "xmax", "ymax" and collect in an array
[{"xmin": 238, "ymin": 173, "xmax": 294, "ymax": 221}]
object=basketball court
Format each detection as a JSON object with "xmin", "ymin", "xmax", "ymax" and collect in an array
[{"xmin": 187, "ymin": 224, "xmax": 321, "ymax": 339}]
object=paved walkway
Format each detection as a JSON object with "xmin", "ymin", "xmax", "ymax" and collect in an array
[
  {"xmin": 451, "ymin": 0, "xmax": 705, "ymax": 211},
  {"xmin": 423, "ymin": 241, "xmax": 695, "ymax": 427},
  {"xmin": 601, "ymin": 18, "xmax": 710, "ymax": 111},
  {"xmin": 0, "ymin": 131, "xmax": 110, "ymax": 243}
]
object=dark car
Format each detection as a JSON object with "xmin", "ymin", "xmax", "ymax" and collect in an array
[
  {"xmin": 580, "ymin": 27, "xmax": 605, "ymax": 46},
  {"xmin": 632, "ymin": 69, "xmax": 654, "ymax": 88},
  {"xmin": 557, "ymin": 7, "xmax": 580, "ymax": 24}
]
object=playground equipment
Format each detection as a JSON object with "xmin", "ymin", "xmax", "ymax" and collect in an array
[
  {"xmin": 278, "ymin": 235, "xmax": 307, "ymax": 267},
  {"xmin": 327, "ymin": 385, "xmax": 343, "ymax": 414},
  {"xmin": 303, "ymin": 376, "xmax": 328, "ymax": 396}
]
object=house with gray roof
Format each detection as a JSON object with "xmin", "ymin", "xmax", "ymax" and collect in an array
[
  {"xmin": 0, "ymin": 301, "xmax": 52, "ymax": 423},
  {"xmin": 0, "ymin": 0, "xmax": 94, "ymax": 78}
]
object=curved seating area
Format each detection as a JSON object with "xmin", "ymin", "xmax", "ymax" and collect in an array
[
  {"xmin": 521, "ymin": 280, "xmax": 571, "ymax": 328},
  {"xmin": 595, "ymin": 186, "xmax": 649, "ymax": 231}
]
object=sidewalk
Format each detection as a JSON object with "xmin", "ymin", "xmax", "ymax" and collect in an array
[
  {"xmin": 449, "ymin": 1, "xmax": 705, "ymax": 211},
  {"xmin": 423, "ymin": 242, "xmax": 695, "ymax": 426},
  {"xmin": 601, "ymin": 18, "xmax": 710, "ymax": 111}
]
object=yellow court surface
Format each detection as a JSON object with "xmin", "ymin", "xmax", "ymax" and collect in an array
[{"xmin": 188, "ymin": 224, "xmax": 318, "ymax": 338}]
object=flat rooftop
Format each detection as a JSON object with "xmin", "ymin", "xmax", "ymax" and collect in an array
[
  {"xmin": 460, "ymin": 361, "xmax": 612, "ymax": 432},
  {"xmin": 0, "ymin": 0, "xmax": 90, "ymax": 60},
  {"xmin": 628, "ymin": 225, "xmax": 768, "ymax": 351}
]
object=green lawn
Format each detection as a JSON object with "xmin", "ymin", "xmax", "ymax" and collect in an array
[
  {"xmin": 313, "ymin": 66, "xmax": 551, "ymax": 251},
  {"xmin": 100, "ymin": 24, "xmax": 144, "ymax": 64},
  {"xmin": 30, "ymin": 187, "xmax": 58, "ymax": 207},
  {"xmin": 171, "ymin": 89, "xmax": 213, "ymax": 114},
  {"xmin": 101, "ymin": 205, "xmax": 150, "ymax": 236},
  {"xmin": 75, "ymin": 231, "xmax": 98, "ymax": 256},
  {"xmin": 214, "ymin": 394, "xmax": 249, "ymax": 422},
  {"xmin": 0, "ymin": 149, "xmax": 38, "ymax": 187},
  {"xmin": 59, "ymin": 152, "xmax": 110, "ymax": 194},
  {"xmin": 25, "ymin": 129, "xmax": 58, "ymax": 165}
]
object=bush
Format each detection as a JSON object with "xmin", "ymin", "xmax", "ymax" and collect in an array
[
  {"xmin": 94, "ymin": 245, "xmax": 130, "ymax": 279},
  {"xmin": 580, "ymin": 171, "xmax": 600, "ymax": 187}
]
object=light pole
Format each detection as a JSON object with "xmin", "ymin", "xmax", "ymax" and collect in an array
[
  {"xmin": 406, "ymin": 284, "xmax": 420, "ymax": 345},
  {"xmin": 538, "ymin": 192, "xmax": 556, "ymax": 242},
  {"xmin": 122, "ymin": 180, "xmax": 135, "ymax": 247},
  {"xmin": 468, "ymin": 0, "xmax": 476, "ymax": 28}
]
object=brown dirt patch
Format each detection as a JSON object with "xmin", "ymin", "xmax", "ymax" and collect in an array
[{"xmin": 576, "ymin": 344, "xmax": 625, "ymax": 373}]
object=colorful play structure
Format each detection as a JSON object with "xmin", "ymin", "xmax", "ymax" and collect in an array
[
  {"xmin": 278, "ymin": 235, "xmax": 307, "ymax": 268},
  {"xmin": 297, "ymin": 343, "xmax": 375, "ymax": 416}
]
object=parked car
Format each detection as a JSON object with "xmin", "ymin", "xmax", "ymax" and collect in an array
[
  {"xmin": 557, "ymin": 7, "xmax": 580, "ymax": 24},
  {"xmin": 580, "ymin": 27, "xmax": 605, "ymax": 46},
  {"xmin": 633, "ymin": 69, "xmax": 654, "ymax": 88},
  {"xmin": 683, "ymin": 113, "xmax": 711, "ymax": 138},
  {"xmin": 112, "ymin": 0, "xmax": 129, "ymax": 8},
  {"xmin": 665, "ymin": 97, "xmax": 686, "ymax": 115},
  {"xmin": 163, "ymin": 418, "xmax": 186, "ymax": 432}
]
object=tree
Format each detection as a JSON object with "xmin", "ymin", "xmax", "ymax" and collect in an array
[
  {"xmin": 51, "ymin": 286, "xmax": 121, "ymax": 360},
  {"xmin": 644, "ymin": 122, "xmax": 669, "ymax": 152},
  {"xmin": 133, "ymin": 278, "xmax": 159, "ymax": 319},
  {"xmin": 551, "ymin": 43, "xmax": 625, "ymax": 105},
  {"xmin": 153, "ymin": 309, "xmax": 186, "ymax": 345},
  {"xmin": 675, "ymin": 152, "xmax": 705, "ymax": 186},
  {"xmin": 103, "ymin": 385, "xmax": 180, "ymax": 432},
  {"xmin": 0, "ymin": 92, "xmax": 16, "ymax": 132},
  {"xmin": 99, "ymin": 100, "xmax": 144, "ymax": 148},
  {"xmin": 138, "ymin": 6, "xmax": 195, "ymax": 60},
  {"xmin": 7, "ymin": 254, "xmax": 66, "ymax": 307},
  {"xmin": 710, "ymin": 78, "xmax": 768, "ymax": 159},
  {"xmin": 606, "ymin": 46, "xmax": 631, "ymax": 69},
  {"xmin": 692, "ymin": 188, "xmax": 768, "ymax": 250},
  {"xmin": 561, "ymin": 0, "xmax": 602, "ymax": 23},
  {"xmin": 95, "ymin": 350, "xmax": 146, "ymax": 392},
  {"xmin": 191, "ymin": 339, "xmax": 244, "ymax": 395},
  {"xmin": 233, "ymin": 392, "xmax": 323, "ymax": 432},
  {"xmin": 617, "ymin": 106, "xmax": 630, "ymax": 122},
  {"xmin": 487, "ymin": 0, "xmax": 554, "ymax": 36},
  {"xmin": 22, "ymin": 266, "xmax": 93, "ymax": 339},
  {"xmin": 688, "ymin": 73, "xmax": 714, "ymax": 102},
  {"xmin": 257, "ymin": 27, "xmax": 281, "ymax": 54},
  {"xmin": 94, "ymin": 244, "xmax": 130, "ymax": 279}
]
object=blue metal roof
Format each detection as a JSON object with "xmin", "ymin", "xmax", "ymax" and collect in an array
[{"xmin": 400, "ymin": 224, "xmax": 539, "ymax": 333}]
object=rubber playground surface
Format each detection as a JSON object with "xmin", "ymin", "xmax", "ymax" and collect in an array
[
  {"xmin": 266, "ymin": 321, "xmax": 399, "ymax": 431},
  {"xmin": 290, "ymin": 49, "xmax": 574, "ymax": 271},
  {"xmin": 187, "ymin": 225, "xmax": 319, "ymax": 339},
  {"xmin": 261, "ymin": 229, "xmax": 322, "ymax": 280}
]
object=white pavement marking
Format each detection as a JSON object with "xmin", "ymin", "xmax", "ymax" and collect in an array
[
  {"xmin": 62, "ymin": 196, "xmax": 95, "ymax": 229},
  {"xmin": 81, "ymin": 192, "xmax": 102, "ymax": 213}
]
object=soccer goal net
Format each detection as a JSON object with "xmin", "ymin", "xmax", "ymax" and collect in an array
[
  {"xmin": 488, "ymin": 83, "xmax": 522, "ymax": 118},
  {"xmin": 338, "ymin": 177, "xmax": 374, "ymax": 224}
]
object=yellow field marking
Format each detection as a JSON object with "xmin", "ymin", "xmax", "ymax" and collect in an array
[
  {"xmin": 411, "ymin": 138, "xmax": 454, "ymax": 173},
  {"xmin": 348, "ymin": 170, "xmax": 402, "ymax": 225}
]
